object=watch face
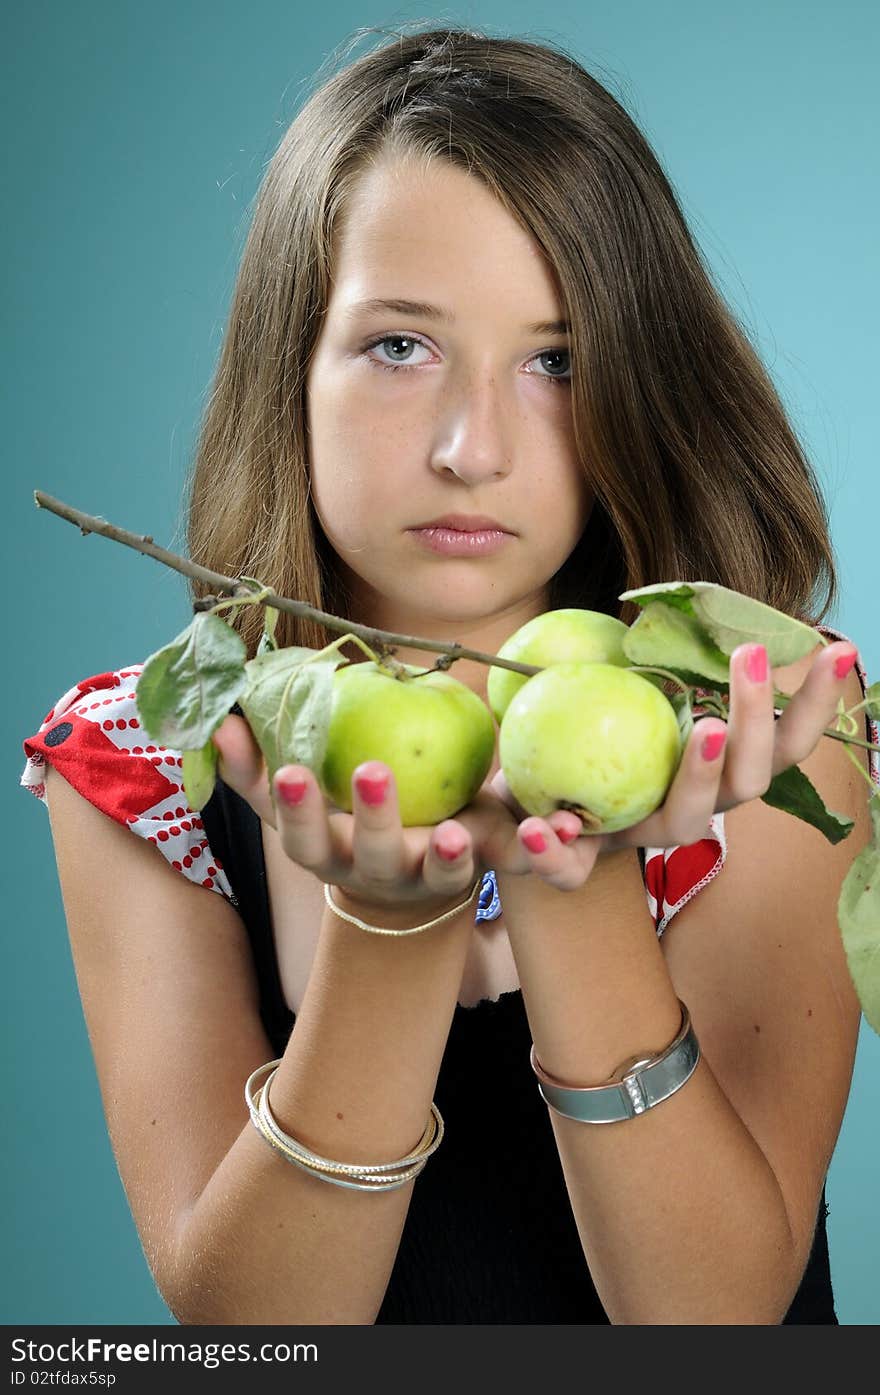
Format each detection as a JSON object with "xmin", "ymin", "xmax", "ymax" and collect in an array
[{"xmin": 611, "ymin": 1054, "xmax": 655, "ymax": 1081}]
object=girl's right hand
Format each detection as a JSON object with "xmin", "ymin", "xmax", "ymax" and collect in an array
[{"xmin": 211, "ymin": 712, "xmax": 487, "ymax": 915}]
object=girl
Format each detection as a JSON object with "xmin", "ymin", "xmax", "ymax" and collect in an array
[{"xmin": 22, "ymin": 25, "xmax": 879, "ymax": 1324}]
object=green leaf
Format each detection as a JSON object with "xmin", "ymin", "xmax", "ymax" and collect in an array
[
  {"xmin": 689, "ymin": 586, "xmax": 820, "ymax": 666},
  {"xmin": 136, "ymin": 613, "xmax": 247, "ymax": 748},
  {"xmin": 838, "ymin": 791, "xmax": 880, "ymax": 1035},
  {"xmin": 622, "ymin": 602, "xmax": 732, "ymax": 686},
  {"xmin": 238, "ymin": 645, "xmax": 349, "ymax": 789},
  {"xmin": 181, "ymin": 740, "xmax": 219, "ymax": 811},
  {"xmin": 619, "ymin": 580, "xmax": 698, "ymax": 614},
  {"xmin": 759, "ymin": 763, "xmax": 855, "ymax": 844},
  {"xmin": 620, "ymin": 580, "xmax": 821, "ymax": 667}
]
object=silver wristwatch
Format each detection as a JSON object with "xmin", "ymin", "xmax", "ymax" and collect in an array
[{"xmin": 530, "ymin": 999, "xmax": 700, "ymax": 1124}]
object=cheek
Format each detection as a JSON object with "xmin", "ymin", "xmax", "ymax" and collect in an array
[
  {"xmin": 309, "ymin": 408, "xmax": 419, "ymax": 541},
  {"xmin": 571, "ymin": 467, "xmax": 595, "ymax": 521},
  {"xmin": 311, "ymin": 471, "xmax": 359, "ymax": 548},
  {"xmin": 310, "ymin": 462, "xmax": 397, "ymax": 553},
  {"xmin": 305, "ymin": 374, "xmax": 369, "ymax": 547},
  {"xmin": 522, "ymin": 453, "xmax": 590, "ymax": 509}
]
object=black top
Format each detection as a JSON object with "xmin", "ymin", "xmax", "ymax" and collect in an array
[{"xmin": 201, "ymin": 776, "xmax": 838, "ymax": 1324}]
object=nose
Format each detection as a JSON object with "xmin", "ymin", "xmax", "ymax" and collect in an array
[{"xmin": 429, "ymin": 371, "xmax": 513, "ymax": 485}]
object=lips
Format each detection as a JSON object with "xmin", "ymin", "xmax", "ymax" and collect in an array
[
  {"xmin": 407, "ymin": 525, "xmax": 513, "ymax": 557},
  {"xmin": 411, "ymin": 513, "xmax": 512, "ymax": 533}
]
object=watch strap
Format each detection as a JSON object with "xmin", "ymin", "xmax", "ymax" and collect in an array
[{"xmin": 530, "ymin": 999, "xmax": 700, "ymax": 1124}]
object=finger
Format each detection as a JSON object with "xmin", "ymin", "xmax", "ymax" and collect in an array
[
  {"xmin": 516, "ymin": 816, "xmax": 601, "ymax": 890},
  {"xmin": 547, "ymin": 810, "xmax": 586, "ymax": 845},
  {"xmin": 273, "ymin": 763, "xmax": 338, "ymax": 872},
  {"xmin": 651, "ymin": 717, "xmax": 728, "ymax": 844},
  {"xmin": 485, "ymin": 773, "xmax": 586, "ymax": 855},
  {"xmin": 770, "ymin": 641, "xmax": 859, "ymax": 776},
  {"xmin": 450, "ymin": 790, "xmax": 527, "ymax": 877},
  {"xmin": 719, "ymin": 643, "xmax": 775, "ymax": 807},
  {"xmin": 421, "ymin": 819, "xmax": 478, "ymax": 899},
  {"xmin": 350, "ymin": 761, "xmax": 409, "ymax": 889},
  {"xmin": 211, "ymin": 714, "xmax": 275, "ymax": 824}
]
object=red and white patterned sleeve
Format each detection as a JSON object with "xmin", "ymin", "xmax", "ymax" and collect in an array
[
  {"xmin": 643, "ymin": 623, "xmax": 879, "ymax": 936},
  {"xmin": 20, "ymin": 663, "xmax": 235, "ymax": 903}
]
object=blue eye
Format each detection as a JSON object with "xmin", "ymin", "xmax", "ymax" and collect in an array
[
  {"xmin": 363, "ymin": 334, "xmax": 432, "ymax": 372},
  {"xmin": 361, "ymin": 333, "xmax": 572, "ymax": 386},
  {"xmin": 531, "ymin": 348, "xmax": 572, "ymax": 385}
]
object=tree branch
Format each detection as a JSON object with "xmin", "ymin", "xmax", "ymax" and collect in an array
[
  {"xmin": 33, "ymin": 491, "xmax": 880, "ymax": 761},
  {"xmin": 33, "ymin": 490, "xmax": 544, "ymax": 679}
]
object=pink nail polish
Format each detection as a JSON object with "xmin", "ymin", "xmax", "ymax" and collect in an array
[
  {"xmin": 355, "ymin": 772, "xmax": 388, "ymax": 805},
  {"xmin": 835, "ymin": 649, "xmax": 857, "ymax": 679},
  {"xmin": 437, "ymin": 840, "xmax": 465, "ymax": 862},
  {"xmin": 277, "ymin": 775, "xmax": 307, "ymax": 806},
  {"xmin": 523, "ymin": 829, "xmax": 547, "ymax": 854},
  {"xmin": 746, "ymin": 645, "xmax": 768, "ymax": 683},
  {"xmin": 701, "ymin": 730, "xmax": 726, "ymax": 762}
]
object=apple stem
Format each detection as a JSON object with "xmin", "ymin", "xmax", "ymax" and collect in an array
[
  {"xmin": 315, "ymin": 632, "xmax": 382, "ymax": 666},
  {"xmin": 200, "ymin": 581, "xmax": 275, "ymax": 619},
  {"xmin": 311, "ymin": 632, "xmax": 418, "ymax": 681},
  {"xmin": 626, "ymin": 664, "xmax": 691, "ymax": 696}
]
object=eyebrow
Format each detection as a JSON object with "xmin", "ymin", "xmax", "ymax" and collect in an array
[{"xmin": 343, "ymin": 297, "xmax": 570, "ymax": 336}]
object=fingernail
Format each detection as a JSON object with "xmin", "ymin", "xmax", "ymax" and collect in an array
[
  {"xmin": 701, "ymin": 729, "xmax": 726, "ymax": 761},
  {"xmin": 437, "ymin": 840, "xmax": 465, "ymax": 862},
  {"xmin": 745, "ymin": 645, "xmax": 768, "ymax": 683},
  {"xmin": 277, "ymin": 774, "xmax": 307, "ymax": 806},
  {"xmin": 355, "ymin": 771, "xmax": 388, "ymax": 806},
  {"xmin": 835, "ymin": 648, "xmax": 858, "ymax": 679},
  {"xmin": 522, "ymin": 829, "xmax": 547, "ymax": 854},
  {"xmin": 557, "ymin": 825, "xmax": 579, "ymax": 844}
]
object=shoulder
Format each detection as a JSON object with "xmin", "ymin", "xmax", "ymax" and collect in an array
[{"xmin": 21, "ymin": 662, "xmax": 235, "ymax": 904}]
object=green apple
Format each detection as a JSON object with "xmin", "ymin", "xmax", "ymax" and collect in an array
[
  {"xmin": 321, "ymin": 661, "xmax": 496, "ymax": 826},
  {"xmin": 499, "ymin": 661, "xmax": 682, "ymax": 834},
  {"xmin": 487, "ymin": 608, "xmax": 630, "ymax": 724}
]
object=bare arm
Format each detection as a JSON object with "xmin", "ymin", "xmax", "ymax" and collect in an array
[
  {"xmin": 175, "ymin": 889, "xmax": 473, "ymax": 1325},
  {"xmin": 43, "ymin": 762, "xmax": 474, "ymax": 1327},
  {"xmin": 495, "ymin": 653, "xmax": 870, "ymax": 1323}
]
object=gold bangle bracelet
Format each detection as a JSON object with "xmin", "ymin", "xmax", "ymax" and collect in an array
[
  {"xmin": 244, "ymin": 1059, "xmax": 445, "ymax": 1189},
  {"xmin": 324, "ymin": 876, "xmax": 483, "ymax": 935},
  {"xmin": 249, "ymin": 1098, "xmax": 429, "ymax": 1191}
]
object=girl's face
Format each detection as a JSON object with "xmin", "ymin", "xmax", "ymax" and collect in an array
[{"xmin": 305, "ymin": 156, "xmax": 594, "ymax": 682}]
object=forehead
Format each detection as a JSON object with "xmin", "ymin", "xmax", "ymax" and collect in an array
[{"xmin": 327, "ymin": 158, "xmax": 567, "ymax": 324}]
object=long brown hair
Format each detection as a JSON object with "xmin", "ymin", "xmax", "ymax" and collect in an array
[{"xmin": 183, "ymin": 22, "xmax": 838, "ymax": 661}]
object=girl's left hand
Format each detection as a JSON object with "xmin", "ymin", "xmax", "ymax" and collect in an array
[{"xmin": 482, "ymin": 639, "xmax": 859, "ymax": 890}]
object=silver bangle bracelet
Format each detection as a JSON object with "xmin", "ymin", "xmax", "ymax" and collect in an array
[
  {"xmin": 530, "ymin": 999, "xmax": 700, "ymax": 1124},
  {"xmin": 252, "ymin": 1086, "xmax": 429, "ymax": 1191}
]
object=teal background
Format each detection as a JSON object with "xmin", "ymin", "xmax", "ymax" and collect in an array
[{"xmin": 3, "ymin": 0, "xmax": 878, "ymax": 1324}]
